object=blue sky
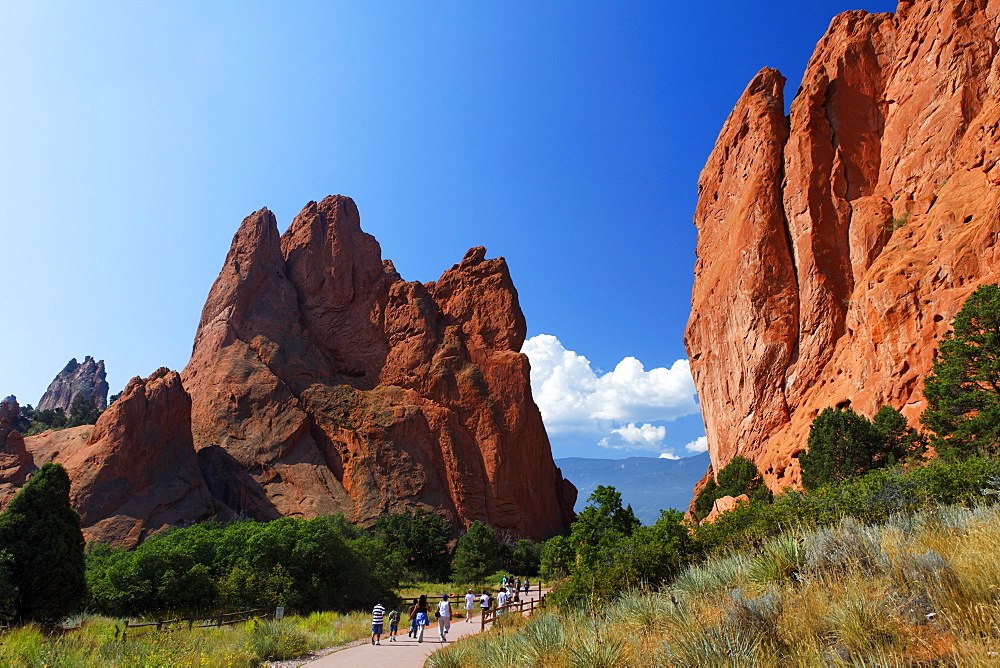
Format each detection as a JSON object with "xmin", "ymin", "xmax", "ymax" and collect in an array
[{"xmin": 0, "ymin": 0, "xmax": 897, "ymax": 459}]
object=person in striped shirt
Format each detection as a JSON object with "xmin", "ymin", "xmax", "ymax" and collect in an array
[{"xmin": 371, "ymin": 600, "xmax": 386, "ymax": 645}]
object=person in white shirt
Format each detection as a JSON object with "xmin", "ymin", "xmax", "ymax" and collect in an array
[
  {"xmin": 464, "ymin": 589, "xmax": 476, "ymax": 623},
  {"xmin": 496, "ymin": 587, "xmax": 509, "ymax": 615},
  {"xmin": 437, "ymin": 594, "xmax": 452, "ymax": 641}
]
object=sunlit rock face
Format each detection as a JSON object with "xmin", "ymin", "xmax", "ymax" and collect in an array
[
  {"xmin": 11, "ymin": 195, "xmax": 575, "ymax": 546},
  {"xmin": 181, "ymin": 195, "xmax": 576, "ymax": 540},
  {"xmin": 687, "ymin": 0, "xmax": 1000, "ymax": 493}
]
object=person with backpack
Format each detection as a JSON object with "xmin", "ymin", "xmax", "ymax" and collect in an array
[{"xmin": 387, "ymin": 605, "xmax": 401, "ymax": 642}]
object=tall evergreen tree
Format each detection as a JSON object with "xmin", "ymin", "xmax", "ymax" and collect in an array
[
  {"xmin": 373, "ymin": 509, "xmax": 452, "ymax": 581},
  {"xmin": 0, "ymin": 463, "xmax": 86, "ymax": 623},
  {"xmin": 570, "ymin": 485, "xmax": 640, "ymax": 570},
  {"xmin": 452, "ymin": 521, "xmax": 507, "ymax": 583},
  {"xmin": 921, "ymin": 284, "xmax": 1000, "ymax": 454},
  {"xmin": 801, "ymin": 407, "xmax": 887, "ymax": 489}
]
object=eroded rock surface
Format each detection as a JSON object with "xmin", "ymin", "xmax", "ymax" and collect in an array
[
  {"xmin": 183, "ymin": 196, "xmax": 576, "ymax": 540},
  {"xmin": 37, "ymin": 356, "xmax": 109, "ymax": 412},
  {"xmin": 0, "ymin": 396, "xmax": 35, "ymax": 508},
  {"xmin": 687, "ymin": 0, "xmax": 1000, "ymax": 492},
  {"xmin": 26, "ymin": 369, "xmax": 217, "ymax": 548}
]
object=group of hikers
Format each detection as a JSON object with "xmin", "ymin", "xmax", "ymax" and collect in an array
[{"xmin": 369, "ymin": 576, "xmax": 535, "ymax": 646}]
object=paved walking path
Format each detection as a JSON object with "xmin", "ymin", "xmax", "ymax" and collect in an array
[{"xmin": 307, "ymin": 587, "xmax": 547, "ymax": 668}]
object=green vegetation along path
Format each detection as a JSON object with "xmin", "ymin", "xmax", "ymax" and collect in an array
[{"xmin": 308, "ymin": 587, "xmax": 548, "ymax": 667}]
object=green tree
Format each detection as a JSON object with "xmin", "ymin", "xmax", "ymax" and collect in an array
[
  {"xmin": 716, "ymin": 455, "xmax": 765, "ymax": 498},
  {"xmin": 872, "ymin": 405, "xmax": 924, "ymax": 463},
  {"xmin": 570, "ymin": 485, "xmax": 639, "ymax": 571},
  {"xmin": 693, "ymin": 478, "xmax": 718, "ymax": 521},
  {"xmin": 0, "ymin": 463, "xmax": 86, "ymax": 623},
  {"xmin": 799, "ymin": 406, "xmax": 924, "ymax": 491},
  {"xmin": 539, "ymin": 535, "xmax": 574, "ymax": 581},
  {"xmin": 11, "ymin": 404, "xmax": 33, "ymax": 434},
  {"xmin": 510, "ymin": 539, "xmax": 541, "ymax": 577},
  {"xmin": 452, "ymin": 521, "xmax": 506, "ymax": 583},
  {"xmin": 616, "ymin": 510, "xmax": 696, "ymax": 586},
  {"xmin": 921, "ymin": 284, "xmax": 1000, "ymax": 454},
  {"xmin": 801, "ymin": 407, "xmax": 879, "ymax": 489},
  {"xmin": 693, "ymin": 456, "xmax": 768, "ymax": 521},
  {"xmin": 68, "ymin": 393, "xmax": 102, "ymax": 427},
  {"xmin": 373, "ymin": 509, "xmax": 452, "ymax": 581},
  {"xmin": 0, "ymin": 549, "xmax": 17, "ymax": 622}
]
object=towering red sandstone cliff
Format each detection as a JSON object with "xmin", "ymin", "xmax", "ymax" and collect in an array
[
  {"xmin": 687, "ymin": 0, "xmax": 1000, "ymax": 491},
  {"xmin": 181, "ymin": 195, "xmax": 575, "ymax": 540}
]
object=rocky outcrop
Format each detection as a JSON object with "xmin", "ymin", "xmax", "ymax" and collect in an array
[
  {"xmin": 687, "ymin": 0, "xmax": 1000, "ymax": 492},
  {"xmin": 182, "ymin": 196, "xmax": 576, "ymax": 540},
  {"xmin": 37, "ymin": 356, "xmax": 109, "ymax": 412},
  {"xmin": 27, "ymin": 369, "xmax": 217, "ymax": 547},
  {"xmin": 4, "ymin": 196, "xmax": 574, "ymax": 546},
  {"xmin": 0, "ymin": 396, "xmax": 35, "ymax": 508}
]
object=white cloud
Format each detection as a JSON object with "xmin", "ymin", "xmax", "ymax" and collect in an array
[
  {"xmin": 684, "ymin": 435, "xmax": 709, "ymax": 453},
  {"xmin": 523, "ymin": 334, "xmax": 700, "ymax": 455},
  {"xmin": 659, "ymin": 451, "xmax": 681, "ymax": 460},
  {"xmin": 612, "ymin": 423, "xmax": 666, "ymax": 447}
]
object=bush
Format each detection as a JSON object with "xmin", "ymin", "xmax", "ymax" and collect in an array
[
  {"xmin": 0, "ymin": 463, "xmax": 86, "ymax": 624},
  {"xmin": 694, "ymin": 456, "xmax": 769, "ymax": 520},
  {"xmin": 86, "ymin": 514, "xmax": 402, "ymax": 618},
  {"xmin": 244, "ymin": 618, "xmax": 310, "ymax": 661},
  {"xmin": 696, "ymin": 456, "xmax": 1000, "ymax": 554},
  {"xmin": 373, "ymin": 509, "xmax": 452, "ymax": 581},
  {"xmin": 539, "ymin": 535, "xmax": 573, "ymax": 581},
  {"xmin": 800, "ymin": 405, "xmax": 924, "ymax": 490},
  {"xmin": 451, "ymin": 521, "xmax": 509, "ymax": 584}
]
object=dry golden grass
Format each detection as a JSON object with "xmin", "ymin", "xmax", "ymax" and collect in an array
[{"xmin": 428, "ymin": 503, "xmax": 1000, "ymax": 667}]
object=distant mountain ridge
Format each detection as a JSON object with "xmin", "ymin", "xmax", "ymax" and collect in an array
[{"xmin": 557, "ymin": 452, "xmax": 709, "ymax": 525}]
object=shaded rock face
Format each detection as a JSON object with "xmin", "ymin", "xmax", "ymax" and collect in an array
[
  {"xmin": 686, "ymin": 0, "xmax": 1000, "ymax": 492},
  {"xmin": 37, "ymin": 356, "xmax": 109, "ymax": 412},
  {"xmin": 25, "ymin": 369, "xmax": 217, "ymax": 548},
  {"xmin": 182, "ymin": 195, "xmax": 575, "ymax": 540},
  {"xmin": 0, "ymin": 396, "xmax": 35, "ymax": 508}
]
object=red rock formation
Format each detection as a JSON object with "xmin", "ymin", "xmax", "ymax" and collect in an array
[
  {"xmin": 687, "ymin": 0, "xmax": 1000, "ymax": 492},
  {"xmin": 0, "ymin": 396, "xmax": 35, "ymax": 508},
  {"xmin": 26, "ymin": 369, "xmax": 217, "ymax": 547},
  {"xmin": 182, "ymin": 195, "xmax": 575, "ymax": 540}
]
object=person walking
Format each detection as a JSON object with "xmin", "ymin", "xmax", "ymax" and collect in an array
[
  {"xmin": 496, "ymin": 586, "xmax": 508, "ymax": 616},
  {"xmin": 480, "ymin": 590, "xmax": 491, "ymax": 616},
  {"xmin": 371, "ymin": 600, "xmax": 386, "ymax": 646},
  {"xmin": 436, "ymin": 594, "xmax": 452, "ymax": 642},
  {"xmin": 464, "ymin": 588, "xmax": 476, "ymax": 623},
  {"xmin": 407, "ymin": 598, "xmax": 419, "ymax": 638},
  {"xmin": 524, "ymin": 578, "xmax": 530, "ymax": 595},
  {"xmin": 387, "ymin": 605, "xmax": 401, "ymax": 642},
  {"xmin": 411, "ymin": 594, "xmax": 430, "ymax": 643}
]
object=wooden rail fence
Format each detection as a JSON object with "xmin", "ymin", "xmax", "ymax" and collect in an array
[
  {"xmin": 480, "ymin": 595, "xmax": 546, "ymax": 631},
  {"xmin": 120, "ymin": 607, "xmax": 271, "ymax": 640}
]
